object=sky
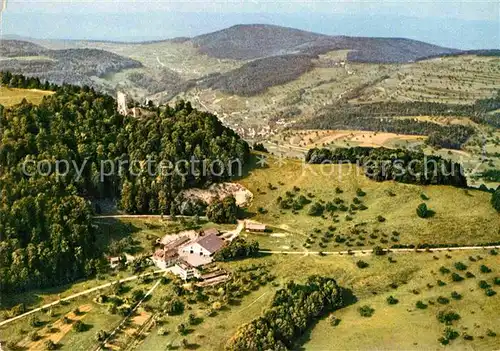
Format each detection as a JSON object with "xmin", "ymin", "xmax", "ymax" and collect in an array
[{"xmin": 1, "ymin": 0, "xmax": 499, "ymax": 49}]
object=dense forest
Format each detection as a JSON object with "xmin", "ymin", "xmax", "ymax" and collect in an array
[
  {"xmin": 298, "ymin": 92, "xmax": 500, "ymax": 149},
  {"xmin": 480, "ymin": 169, "xmax": 500, "ymax": 183},
  {"xmin": 226, "ymin": 275, "xmax": 344, "ymax": 350},
  {"xmin": 305, "ymin": 147, "xmax": 467, "ymax": 187},
  {"xmin": 0, "ymin": 72, "xmax": 250, "ymax": 293},
  {"xmin": 201, "ymin": 54, "xmax": 314, "ymax": 96}
]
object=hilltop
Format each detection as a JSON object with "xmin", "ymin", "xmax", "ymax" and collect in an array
[{"xmin": 190, "ymin": 24, "xmax": 459, "ymax": 63}]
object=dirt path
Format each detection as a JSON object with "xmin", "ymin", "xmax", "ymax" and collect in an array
[
  {"xmin": 221, "ymin": 220, "xmax": 245, "ymax": 241},
  {"xmin": 260, "ymin": 245, "xmax": 500, "ymax": 256},
  {"xmin": 238, "ymin": 291, "xmax": 269, "ymax": 313},
  {"xmin": 99, "ymin": 276, "xmax": 164, "ymax": 351},
  {"xmin": 93, "ymin": 214, "xmax": 207, "ymax": 220},
  {"xmin": 0, "ymin": 270, "xmax": 166, "ymax": 328}
]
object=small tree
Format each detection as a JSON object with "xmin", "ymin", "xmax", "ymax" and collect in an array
[
  {"xmin": 95, "ymin": 330, "xmax": 109, "ymax": 342},
  {"xmin": 29, "ymin": 315, "xmax": 41, "ymax": 328},
  {"xmin": 437, "ymin": 311, "xmax": 460, "ymax": 325},
  {"xmin": 386, "ymin": 296, "xmax": 399, "ymax": 305},
  {"xmin": 44, "ymin": 340, "xmax": 57, "ymax": 350},
  {"xmin": 188, "ymin": 313, "xmax": 197, "ymax": 325},
  {"xmin": 416, "ymin": 203, "xmax": 429, "ymax": 218},
  {"xmin": 454, "ymin": 262, "xmax": 467, "ymax": 271},
  {"xmin": 373, "ymin": 246, "xmax": 386, "ymax": 256},
  {"xmin": 328, "ymin": 315, "xmax": 341, "ymax": 326},
  {"xmin": 415, "ymin": 300, "xmax": 427, "ymax": 309},
  {"xmin": 358, "ymin": 305, "xmax": 375, "ymax": 317},
  {"xmin": 30, "ymin": 331, "xmax": 40, "ymax": 341},
  {"xmin": 451, "ymin": 273, "xmax": 464, "ymax": 282},
  {"xmin": 356, "ymin": 260, "xmax": 369, "ymax": 269},
  {"xmin": 480, "ymin": 264, "xmax": 492, "ymax": 273},
  {"xmin": 437, "ymin": 296, "xmax": 450, "ymax": 305},
  {"xmin": 73, "ymin": 320, "xmax": 87, "ymax": 332},
  {"xmin": 177, "ymin": 323, "xmax": 187, "ymax": 335}
]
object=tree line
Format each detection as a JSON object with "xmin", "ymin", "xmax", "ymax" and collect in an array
[
  {"xmin": 0, "ymin": 73, "xmax": 250, "ymax": 293},
  {"xmin": 226, "ymin": 275, "xmax": 344, "ymax": 350},
  {"xmin": 305, "ymin": 147, "xmax": 467, "ymax": 187},
  {"xmin": 214, "ymin": 238, "xmax": 260, "ymax": 261}
]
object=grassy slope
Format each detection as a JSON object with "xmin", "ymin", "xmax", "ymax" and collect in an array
[
  {"xmin": 136, "ymin": 250, "xmax": 499, "ymax": 350},
  {"xmin": 0, "ymin": 87, "xmax": 54, "ymax": 107},
  {"xmin": 236, "ymin": 155, "xmax": 500, "ymax": 251},
  {"xmin": 302, "ymin": 251, "xmax": 500, "ymax": 350}
]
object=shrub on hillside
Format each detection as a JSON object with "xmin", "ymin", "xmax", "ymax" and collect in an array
[
  {"xmin": 44, "ymin": 340, "xmax": 57, "ymax": 350},
  {"xmin": 308, "ymin": 202, "xmax": 325, "ymax": 216},
  {"xmin": 437, "ymin": 311, "xmax": 461, "ymax": 325},
  {"xmin": 72, "ymin": 320, "xmax": 88, "ymax": 332},
  {"xmin": 416, "ymin": 300, "xmax": 428, "ymax": 309},
  {"xmin": 416, "ymin": 203, "xmax": 430, "ymax": 218},
  {"xmin": 480, "ymin": 264, "xmax": 492, "ymax": 273},
  {"xmin": 358, "ymin": 305, "xmax": 375, "ymax": 317},
  {"xmin": 356, "ymin": 260, "xmax": 369, "ymax": 269},
  {"xmin": 386, "ymin": 296, "xmax": 399, "ymax": 305},
  {"xmin": 451, "ymin": 273, "xmax": 464, "ymax": 282},
  {"xmin": 437, "ymin": 296, "xmax": 450, "ymax": 305}
]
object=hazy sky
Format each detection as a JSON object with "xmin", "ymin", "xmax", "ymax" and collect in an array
[
  {"xmin": 6, "ymin": 0, "xmax": 499, "ymax": 21},
  {"xmin": 1, "ymin": 0, "xmax": 499, "ymax": 48}
]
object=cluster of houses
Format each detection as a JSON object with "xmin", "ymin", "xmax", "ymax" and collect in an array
[
  {"xmin": 152, "ymin": 228, "xmax": 226, "ymax": 281},
  {"xmin": 109, "ymin": 221, "xmax": 266, "ymax": 283}
]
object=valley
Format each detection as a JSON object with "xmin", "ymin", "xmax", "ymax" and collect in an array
[{"xmin": 1, "ymin": 22, "xmax": 499, "ymax": 351}]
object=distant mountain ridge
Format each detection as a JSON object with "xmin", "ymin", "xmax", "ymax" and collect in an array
[
  {"xmin": 0, "ymin": 24, "xmax": 489, "ymax": 99},
  {"xmin": 0, "ymin": 40, "xmax": 142, "ymax": 87},
  {"xmin": 189, "ymin": 24, "xmax": 460, "ymax": 63}
]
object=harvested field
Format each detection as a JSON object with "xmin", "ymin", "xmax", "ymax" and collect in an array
[
  {"xmin": 282, "ymin": 129, "xmax": 426, "ymax": 149},
  {"xmin": 17, "ymin": 304, "xmax": 92, "ymax": 350}
]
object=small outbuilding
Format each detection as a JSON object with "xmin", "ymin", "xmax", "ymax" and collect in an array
[{"xmin": 245, "ymin": 222, "xmax": 267, "ymax": 232}]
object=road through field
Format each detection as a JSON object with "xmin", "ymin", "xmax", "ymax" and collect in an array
[{"xmin": 259, "ymin": 245, "xmax": 500, "ymax": 256}]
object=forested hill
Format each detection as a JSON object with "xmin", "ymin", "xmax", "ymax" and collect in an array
[
  {"xmin": 0, "ymin": 74, "xmax": 250, "ymax": 293},
  {"xmin": 191, "ymin": 24, "xmax": 459, "ymax": 62}
]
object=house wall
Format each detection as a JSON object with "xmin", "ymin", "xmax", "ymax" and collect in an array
[
  {"xmin": 181, "ymin": 243, "xmax": 211, "ymax": 257},
  {"xmin": 152, "ymin": 256, "xmax": 177, "ymax": 270}
]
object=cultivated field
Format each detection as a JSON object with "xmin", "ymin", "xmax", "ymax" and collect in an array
[
  {"xmin": 272, "ymin": 129, "xmax": 427, "ymax": 149},
  {"xmin": 175, "ymin": 54, "xmax": 500, "ymax": 137},
  {"xmin": 352, "ymin": 56, "xmax": 500, "ymax": 105}
]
